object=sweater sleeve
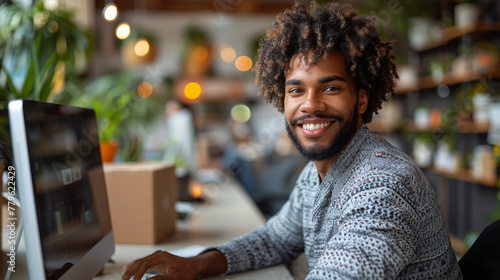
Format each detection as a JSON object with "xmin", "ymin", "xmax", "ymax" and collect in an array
[{"xmin": 212, "ymin": 184, "xmax": 305, "ymax": 274}]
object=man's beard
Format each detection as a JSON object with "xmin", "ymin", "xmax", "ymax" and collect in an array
[{"xmin": 285, "ymin": 102, "xmax": 359, "ymax": 162}]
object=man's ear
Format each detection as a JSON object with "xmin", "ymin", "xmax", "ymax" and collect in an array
[{"xmin": 358, "ymin": 89, "xmax": 368, "ymax": 114}]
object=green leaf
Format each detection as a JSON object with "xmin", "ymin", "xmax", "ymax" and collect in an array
[
  {"xmin": 0, "ymin": 84, "xmax": 8, "ymax": 101},
  {"xmin": 21, "ymin": 58, "xmax": 35, "ymax": 98},
  {"xmin": 117, "ymin": 92, "xmax": 133, "ymax": 108},
  {"xmin": 1, "ymin": 65, "xmax": 20, "ymax": 98},
  {"xmin": 91, "ymin": 99, "xmax": 103, "ymax": 116},
  {"xmin": 38, "ymin": 65, "xmax": 55, "ymax": 102},
  {"xmin": 32, "ymin": 32, "xmax": 42, "ymax": 100},
  {"xmin": 35, "ymin": 52, "xmax": 57, "ymax": 101}
]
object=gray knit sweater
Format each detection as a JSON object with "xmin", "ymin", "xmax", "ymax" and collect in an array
[{"xmin": 215, "ymin": 124, "xmax": 462, "ymax": 279}]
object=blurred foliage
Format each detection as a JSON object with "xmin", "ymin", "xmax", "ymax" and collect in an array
[
  {"xmin": 0, "ymin": 0, "xmax": 93, "ymax": 101},
  {"xmin": 361, "ymin": 0, "xmax": 441, "ymax": 34},
  {"xmin": 180, "ymin": 26, "xmax": 213, "ymax": 76},
  {"xmin": 61, "ymin": 71, "xmax": 163, "ymax": 143},
  {"xmin": 0, "ymin": 1, "xmax": 92, "ymax": 157},
  {"xmin": 0, "ymin": 1, "xmax": 164, "ymax": 162},
  {"xmin": 353, "ymin": 0, "xmax": 442, "ymax": 65}
]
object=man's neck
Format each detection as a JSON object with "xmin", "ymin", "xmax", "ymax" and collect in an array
[{"xmin": 314, "ymin": 155, "xmax": 339, "ymax": 182}]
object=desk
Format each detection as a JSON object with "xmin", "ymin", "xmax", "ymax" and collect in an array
[{"xmin": 95, "ymin": 176, "xmax": 294, "ymax": 280}]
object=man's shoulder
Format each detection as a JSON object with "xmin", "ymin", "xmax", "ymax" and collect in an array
[
  {"xmin": 353, "ymin": 131, "xmax": 428, "ymax": 190},
  {"xmin": 361, "ymin": 130, "xmax": 418, "ymax": 173}
]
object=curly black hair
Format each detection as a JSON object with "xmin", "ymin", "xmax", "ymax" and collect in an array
[{"xmin": 254, "ymin": 1, "xmax": 399, "ymax": 123}]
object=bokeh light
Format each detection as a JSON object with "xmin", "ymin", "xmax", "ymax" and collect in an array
[
  {"xmin": 33, "ymin": 11, "xmax": 49, "ymax": 29},
  {"xmin": 137, "ymin": 81, "xmax": 153, "ymax": 98},
  {"xmin": 231, "ymin": 104, "xmax": 251, "ymax": 123},
  {"xmin": 184, "ymin": 82, "xmax": 202, "ymax": 100},
  {"xmin": 189, "ymin": 182, "xmax": 203, "ymax": 198},
  {"xmin": 47, "ymin": 21, "xmax": 58, "ymax": 33},
  {"xmin": 115, "ymin": 23, "xmax": 131, "ymax": 40},
  {"xmin": 134, "ymin": 39, "xmax": 150, "ymax": 57},
  {"xmin": 103, "ymin": 4, "xmax": 118, "ymax": 21},
  {"xmin": 235, "ymin": 55, "xmax": 252, "ymax": 72},
  {"xmin": 220, "ymin": 47, "xmax": 236, "ymax": 62}
]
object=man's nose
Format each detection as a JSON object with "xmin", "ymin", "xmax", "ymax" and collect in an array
[{"xmin": 299, "ymin": 91, "xmax": 327, "ymax": 114}]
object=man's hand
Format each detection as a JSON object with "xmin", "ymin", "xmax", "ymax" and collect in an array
[{"xmin": 121, "ymin": 249, "xmax": 227, "ymax": 280}]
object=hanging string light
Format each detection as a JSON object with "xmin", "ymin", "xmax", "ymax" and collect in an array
[
  {"xmin": 116, "ymin": 23, "xmax": 131, "ymax": 40},
  {"xmin": 103, "ymin": 2, "xmax": 118, "ymax": 21},
  {"xmin": 134, "ymin": 39, "xmax": 150, "ymax": 57}
]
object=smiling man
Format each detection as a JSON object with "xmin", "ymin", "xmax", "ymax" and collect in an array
[{"xmin": 122, "ymin": 2, "xmax": 462, "ymax": 279}]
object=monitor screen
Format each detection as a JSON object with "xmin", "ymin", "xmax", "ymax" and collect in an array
[{"xmin": 9, "ymin": 99, "xmax": 114, "ymax": 280}]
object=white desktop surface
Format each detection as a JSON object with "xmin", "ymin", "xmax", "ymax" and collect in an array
[{"xmin": 95, "ymin": 176, "xmax": 294, "ymax": 280}]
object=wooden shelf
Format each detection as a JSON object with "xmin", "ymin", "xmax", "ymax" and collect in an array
[
  {"xmin": 366, "ymin": 119, "xmax": 401, "ymax": 133},
  {"xmin": 428, "ymin": 167, "xmax": 498, "ymax": 188},
  {"xmin": 456, "ymin": 121, "xmax": 490, "ymax": 134},
  {"xmin": 404, "ymin": 120, "xmax": 490, "ymax": 134},
  {"xmin": 419, "ymin": 22, "xmax": 500, "ymax": 52},
  {"xmin": 396, "ymin": 68, "xmax": 500, "ymax": 94},
  {"xmin": 403, "ymin": 120, "xmax": 440, "ymax": 133}
]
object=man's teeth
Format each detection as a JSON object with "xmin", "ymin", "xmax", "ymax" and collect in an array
[{"xmin": 301, "ymin": 122, "xmax": 330, "ymax": 131}]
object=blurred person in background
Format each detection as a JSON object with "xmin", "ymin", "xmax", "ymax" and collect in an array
[
  {"xmin": 221, "ymin": 119, "xmax": 259, "ymax": 199},
  {"xmin": 163, "ymin": 99, "xmax": 198, "ymax": 201}
]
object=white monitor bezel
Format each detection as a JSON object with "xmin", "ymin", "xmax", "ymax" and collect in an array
[{"xmin": 8, "ymin": 99, "xmax": 115, "ymax": 280}]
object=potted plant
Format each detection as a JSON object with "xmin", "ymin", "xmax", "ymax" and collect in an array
[
  {"xmin": 472, "ymin": 40, "xmax": 499, "ymax": 73},
  {"xmin": 413, "ymin": 133, "xmax": 435, "ymax": 168},
  {"xmin": 68, "ymin": 72, "xmax": 163, "ymax": 162},
  {"xmin": 69, "ymin": 73, "xmax": 136, "ymax": 162}
]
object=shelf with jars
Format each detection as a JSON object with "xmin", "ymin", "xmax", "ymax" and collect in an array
[
  {"xmin": 382, "ymin": 22, "xmax": 500, "ymax": 137},
  {"xmin": 417, "ymin": 23, "xmax": 500, "ymax": 52},
  {"xmin": 396, "ymin": 68, "xmax": 500, "ymax": 94},
  {"xmin": 397, "ymin": 22, "xmax": 500, "ymax": 92},
  {"xmin": 371, "ymin": 18, "xmax": 500, "ymax": 240}
]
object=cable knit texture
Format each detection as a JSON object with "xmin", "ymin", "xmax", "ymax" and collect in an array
[{"xmin": 213, "ymin": 124, "xmax": 462, "ymax": 279}]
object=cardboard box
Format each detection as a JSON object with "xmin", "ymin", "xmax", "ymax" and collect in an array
[{"xmin": 103, "ymin": 162, "xmax": 178, "ymax": 244}]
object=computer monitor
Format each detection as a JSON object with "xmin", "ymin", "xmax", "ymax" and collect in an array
[{"xmin": 8, "ymin": 99, "xmax": 115, "ymax": 280}]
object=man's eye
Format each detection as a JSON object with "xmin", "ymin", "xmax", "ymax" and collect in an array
[
  {"xmin": 325, "ymin": 86, "xmax": 340, "ymax": 92},
  {"xmin": 288, "ymin": 88, "xmax": 302, "ymax": 94}
]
